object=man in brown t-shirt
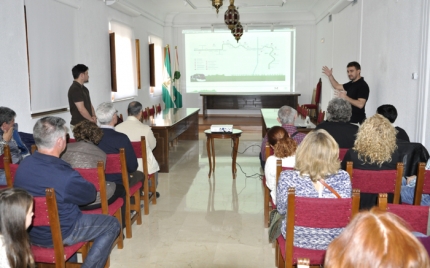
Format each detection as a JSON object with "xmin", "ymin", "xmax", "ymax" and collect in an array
[{"xmin": 68, "ymin": 64, "xmax": 96, "ymax": 128}]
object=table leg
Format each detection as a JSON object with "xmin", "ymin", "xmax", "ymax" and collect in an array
[
  {"xmin": 206, "ymin": 137, "xmax": 212, "ymax": 177},
  {"xmin": 232, "ymin": 136, "xmax": 240, "ymax": 179},
  {"xmin": 211, "ymin": 137, "xmax": 216, "ymax": 172}
]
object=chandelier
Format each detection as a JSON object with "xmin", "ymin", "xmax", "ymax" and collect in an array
[
  {"xmin": 212, "ymin": 0, "xmax": 223, "ymax": 14},
  {"xmin": 231, "ymin": 22, "xmax": 243, "ymax": 42},
  {"xmin": 224, "ymin": 0, "xmax": 239, "ymax": 30}
]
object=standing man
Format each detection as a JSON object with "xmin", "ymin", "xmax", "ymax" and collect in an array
[
  {"xmin": 322, "ymin": 61, "xmax": 369, "ymax": 124},
  {"xmin": 68, "ymin": 64, "xmax": 96, "ymax": 129}
]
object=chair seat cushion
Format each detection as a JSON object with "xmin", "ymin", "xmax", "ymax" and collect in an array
[
  {"xmin": 32, "ymin": 242, "xmax": 87, "ymax": 263},
  {"xmin": 130, "ymin": 181, "xmax": 143, "ymax": 195},
  {"xmin": 277, "ymin": 235, "xmax": 326, "ymax": 265},
  {"xmin": 81, "ymin": 198, "xmax": 124, "ymax": 216}
]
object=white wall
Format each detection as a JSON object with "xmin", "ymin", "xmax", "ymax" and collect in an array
[
  {"xmin": 316, "ymin": 0, "xmax": 430, "ymax": 146},
  {"xmin": 0, "ymin": 0, "xmax": 164, "ymax": 133}
]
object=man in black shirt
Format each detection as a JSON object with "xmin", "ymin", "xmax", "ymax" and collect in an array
[
  {"xmin": 68, "ymin": 64, "xmax": 96, "ymax": 129},
  {"xmin": 322, "ymin": 61, "xmax": 369, "ymax": 124},
  {"xmin": 377, "ymin": 104, "xmax": 410, "ymax": 142}
]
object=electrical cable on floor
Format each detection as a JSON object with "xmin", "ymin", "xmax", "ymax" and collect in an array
[{"xmin": 229, "ymin": 140, "xmax": 264, "ymax": 180}]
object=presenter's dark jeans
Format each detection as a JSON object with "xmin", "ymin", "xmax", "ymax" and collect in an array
[{"xmin": 63, "ymin": 214, "xmax": 120, "ymax": 268}]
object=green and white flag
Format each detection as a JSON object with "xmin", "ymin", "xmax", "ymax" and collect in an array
[
  {"xmin": 162, "ymin": 45, "xmax": 174, "ymax": 109},
  {"xmin": 173, "ymin": 46, "xmax": 182, "ymax": 108}
]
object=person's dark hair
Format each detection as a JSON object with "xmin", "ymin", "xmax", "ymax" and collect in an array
[
  {"xmin": 376, "ymin": 104, "xmax": 397, "ymax": 123},
  {"xmin": 0, "ymin": 188, "xmax": 34, "ymax": 268},
  {"xmin": 73, "ymin": 120, "xmax": 103, "ymax": 144},
  {"xmin": 327, "ymin": 98, "xmax": 352, "ymax": 122},
  {"xmin": 347, "ymin": 61, "xmax": 361, "ymax": 70},
  {"xmin": 267, "ymin": 126, "xmax": 297, "ymax": 158},
  {"xmin": 33, "ymin": 116, "xmax": 67, "ymax": 150},
  {"xmin": 0, "ymin": 107, "xmax": 16, "ymax": 126},
  {"xmin": 127, "ymin": 101, "xmax": 143, "ymax": 116},
  {"xmin": 71, "ymin": 64, "xmax": 88, "ymax": 79}
]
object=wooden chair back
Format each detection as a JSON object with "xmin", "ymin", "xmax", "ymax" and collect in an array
[
  {"xmin": 148, "ymin": 105, "xmax": 156, "ymax": 116},
  {"xmin": 414, "ymin": 162, "xmax": 430, "ymax": 205},
  {"xmin": 105, "ymin": 148, "xmax": 142, "ymax": 238},
  {"xmin": 75, "ymin": 162, "xmax": 124, "ymax": 249},
  {"xmin": 32, "ymin": 188, "xmax": 88, "ymax": 267},
  {"xmin": 346, "ymin": 161, "xmax": 403, "ymax": 204},
  {"xmin": 141, "ymin": 109, "xmax": 149, "ymax": 122},
  {"xmin": 3, "ymin": 156, "xmax": 18, "ymax": 188},
  {"xmin": 317, "ymin": 110, "xmax": 325, "ymax": 124},
  {"xmin": 263, "ymin": 143, "xmax": 272, "ymax": 227},
  {"xmin": 156, "ymin": 103, "xmax": 162, "ymax": 113},
  {"xmin": 130, "ymin": 137, "xmax": 156, "ymax": 215},
  {"xmin": 280, "ymin": 187, "xmax": 360, "ymax": 267},
  {"xmin": 31, "ymin": 144, "xmax": 37, "ymax": 154},
  {"xmin": 378, "ymin": 193, "xmax": 429, "ymax": 235}
]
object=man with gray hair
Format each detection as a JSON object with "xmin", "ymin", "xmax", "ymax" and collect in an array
[
  {"xmin": 115, "ymin": 101, "xmax": 159, "ymax": 198},
  {"xmin": 315, "ymin": 98, "xmax": 358, "ymax": 148},
  {"xmin": 96, "ymin": 102, "xmax": 143, "ymax": 187},
  {"xmin": 260, "ymin": 105, "xmax": 306, "ymax": 168},
  {"xmin": 14, "ymin": 116, "xmax": 120, "ymax": 267}
]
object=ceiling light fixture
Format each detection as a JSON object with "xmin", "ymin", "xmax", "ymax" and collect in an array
[
  {"xmin": 212, "ymin": 0, "xmax": 223, "ymax": 14},
  {"xmin": 224, "ymin": 0, "xmax": 239, "ymax": 30}
]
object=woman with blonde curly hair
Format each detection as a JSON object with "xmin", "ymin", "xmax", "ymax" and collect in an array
[
  {"xmin": 341, "ymin": 114, "xmax": 405, "ymax": 208},
  {"xmin": 276, "ymin": 129, "xmax": 351, "ymax": 250},
  {"xmin": 264, "ymin": 126, "xmax": 297, "ymax": 205},
  {"xmin": 324, "ymin": 208, "xmax": 430, "ymax": 268}
]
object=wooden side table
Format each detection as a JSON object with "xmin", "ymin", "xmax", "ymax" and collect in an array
[{"xmin": 204, "ymin": 129, "xmax": 242, "ymax": 179}]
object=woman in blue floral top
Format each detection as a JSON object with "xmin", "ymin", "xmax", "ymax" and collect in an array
[{"xmin": 276, "ymin": 129, "xmax": 352, "ymax": 250}]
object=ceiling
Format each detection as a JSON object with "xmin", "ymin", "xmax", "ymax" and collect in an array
[{"xmin": 124, "ymin": 0, "xmax": 339, "ymax": 22}]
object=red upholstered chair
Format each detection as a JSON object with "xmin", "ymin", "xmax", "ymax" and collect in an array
[
  {"xmin": 156, "ymin": 103, "xmax": 162, "ymax": 113},
  {"xmin": 3, "ymin": 156, "xmax": 18, "ymax": 189},
  {"xmin": 75, "ymin": 161, "xmax": 124, "ymax": 249},
  {"xmin": 148, "ymin": 105, "xmax": 156, "ymax": 117},
  {"xmin": 303, "ymin": 78, "xmax": 322, "ymax": 119},
  {"xmin": 338, "ymin": 148, "xmax": 348, "ymax": 161},
  {"xmin": 346, "ymin": 161, "xmax": 404, "ymax": 204},
  {"xmin": 141, "ymin": 109, "xmax": 149, "ymax": 122},
  {"xmin": 131, "ymin": 136, "xmax": 156, "ymax": 215},
  {"xmin": 317, "ymin": 110, "xmax": 325, "ymax": 124},
  {"xmin": 0, "ymin": 144, "xmax": 11, "ymax": 189},
  {"xmin": 32, "ymin": 188, "xmax": 90, "ymax": 267},
  {"xmin": 378, "ymin": 193, "xmax": 429, "ymax": 234},
  {"xmin": 276, "ymin": 188, "xmax": 360, "ymax": 268},
  {"xmin": 414, "ymin": 162, "xmax": 430, "ymax": 205},
  {"xmin": 105, "ymin": 148, "xmax": 142, "ymax": 238}
]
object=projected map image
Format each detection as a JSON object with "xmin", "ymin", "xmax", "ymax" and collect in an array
[
  {"xmin": 184, "ymin": 30, "xmax": 294, "ymax": 93},
  {"xmin": 187, "ymin": 32, "xmax": 290, "ymax": 82}
]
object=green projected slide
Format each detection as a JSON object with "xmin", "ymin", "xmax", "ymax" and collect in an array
[{"xmin": 184, "ymin": 30, "xmax": 294, "ymax": 93}]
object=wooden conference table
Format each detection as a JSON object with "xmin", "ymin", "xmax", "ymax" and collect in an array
[
  {"xmin": 149, "ymin": 108, "xmax": 199, "ymax": 173},
  {"xmin": 260, "ymin": 108, "xmax": 316, "ymax": 138}
]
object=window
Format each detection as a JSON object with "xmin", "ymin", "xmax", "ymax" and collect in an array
[{"xmin": 109, "ymin": 20, "xmax": 137, "ymax": 102}]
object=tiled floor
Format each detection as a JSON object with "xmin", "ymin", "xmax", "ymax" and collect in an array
[{"xmin": 110, "ymin": 132, "xmax": 275, "ymax": 267}]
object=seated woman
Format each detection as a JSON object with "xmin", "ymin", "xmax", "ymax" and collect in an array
[
  {"xmin": 276, "ymin": 129, "xmax": 351, "ymax": 250},
  {"xmin": 341, "ymin": 114, "xmax": 405, "ymax": 209},
  {"xmin": 264, "ymin": 126, "xmax": 296, "ymax": 205},
  {"xmin": 324, "ymin": 208, "xmax": 429, "ymax": 268},
  {"xmin": 0, "ymin": 188, "xmax": 34, "ymax": 268},
  {"xmin": 61, "ymin": 120, "xmax": 125, "ymax": 210},
  {"xmin": 315, "ymin": 98, "xmax": 358, "ymax": 148}
]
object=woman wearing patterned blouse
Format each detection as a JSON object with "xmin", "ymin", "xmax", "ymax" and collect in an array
[
  {"xmin": 276, "ymin": 129, "xmax": 352, "ymax": 250},
  {"xmin": 264, "ymin": 126, "xmax": 297, "ymax": 205}
]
